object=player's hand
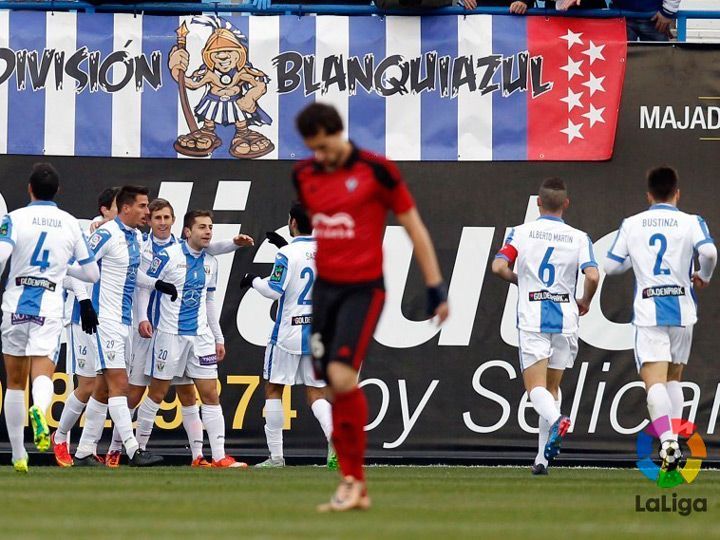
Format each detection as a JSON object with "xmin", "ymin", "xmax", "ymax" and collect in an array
[
  {"xmin": 232, "ymin": 234, "xmax": 254, "ymax": 247},
  {"xmin": 155, "ymin": 280, "xmax": 178, "ymax": 302},
  {"xmin": 89, "ymin": 218, "xmax": 109, "ymax": 234},
  {"xmin": 266, "ymin": 231, "xmax": 289, "ymax": 249},
  {"xmin": 427, "ymin": 282, "xmax": 449, "ymax": 324},
  {"xmin": 577, "ymin": 297, "xmax": 591, "ymax": 316},
  {"xmin": 138, "ymin": 321, "xmax": 153, "ymax": 338},
  {"xmin": 216, "ymin": 343, "xmax": 226, "ymax": 362},
  {"xmin": 240, "ymin": 272, "xmax": 259, "ymax": 289},
  {"xmin": 79, "ymin": 299, "xmax": 99, "ymax": 335},
  {"xmin": 692, "ymin": 273, "xmax": 709, "ymax": 290},
  {"xmin": 509, "ymin": 1, "xmax": 528, "ymax": 14},
  {"xmin": 652, "ymin": 11, "xmax": 673, "ymax": 35}
]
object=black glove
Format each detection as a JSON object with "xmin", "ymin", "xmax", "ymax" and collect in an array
[
  {"xmin": 426, "ymin": 282, "xmax": 448, "ymax": 316},
  {"xmin": 266, "ymin": 231, "xmax": 288, "ymax": 249},
  {"xmin": 240, "ymin": 273, "xmax": 259, "ymax": 289},
  {"xmin": 79, "ymin": 299, "xmax": 99, "ymax": 335},
  {"xmin": 155, "ymin": 280, "xmax": 178, "ymax": 302}
]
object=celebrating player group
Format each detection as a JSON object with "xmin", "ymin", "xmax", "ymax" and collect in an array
[{"xmin": 0, "ymin": 103, "xmax": 714, "ymax": 513}]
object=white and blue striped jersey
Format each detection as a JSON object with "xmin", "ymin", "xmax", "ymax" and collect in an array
[
  {"xmin": 137, "ymin": 232, "xmax": 179, "ymax": 328},
  {"xmin": 0, "ymin": 201, "xmax": 94, "ymax": 318},
  {"xmin": 146, "ymin": 241, "xmax": 218, "ymax": 336},
  {"xmin": 607, "ymin": 203, "xmax": 713, "ymax": 327},
  {"xmin": 87, "ymin": 217, "xmax": 142, "ymax": 325},
  {"xmin": 497, "ymin": 216, "xmax": 597, "ymax": 334},
  {"xmin": 265, "ymin": 236, "xmax": 316, "ymax": 355}
]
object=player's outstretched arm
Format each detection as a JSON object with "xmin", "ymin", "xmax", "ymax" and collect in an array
[
  {"xmin": 67, "ymin": 260, "xmax": 100, "ymax": 283},
  {"xmin": 577, "ymin": 267, "xmax": 600, "ymax": 316},
  {"xmin": 206, "ymin": 234, "xmax": 255, "ymax": 256},
  {"xmin": 396, "ymin": 208, "xmax": 449, "ymax": 323},
  {"xmin": 491, "ymin": 257, "xmax": 518, "ymax": 285}
]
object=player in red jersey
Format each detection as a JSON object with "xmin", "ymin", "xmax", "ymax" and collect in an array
[{"xmin": 293, "ymin": 103, "xmax": 450, "ymax": 512}]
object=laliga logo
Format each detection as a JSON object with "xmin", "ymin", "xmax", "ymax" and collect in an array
[{"xmin": 636, "ymin": 416, "xmax": 706, "ymax": 488}]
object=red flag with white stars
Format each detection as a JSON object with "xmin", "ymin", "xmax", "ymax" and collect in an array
[{"xmin": 527, "ymin": 18, "xmax": 627, "ymax": 160}]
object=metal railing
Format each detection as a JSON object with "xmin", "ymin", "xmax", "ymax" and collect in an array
[{"xmin": 0, "ymin": 1, "xmax": 717, "ymax": 42}]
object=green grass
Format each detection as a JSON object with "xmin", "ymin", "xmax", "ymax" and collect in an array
[{"xmin": 0, "ymin": 466, "xmax": 718, "ymax": 539}]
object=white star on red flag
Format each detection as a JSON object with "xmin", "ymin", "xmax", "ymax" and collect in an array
[
  {"xmin": 582, "ymin": 104, "xmax": 606, "ymax": 127},
  {"xmin": 560, "ymin": 88, "xmax": 583, "ymax": 111},
  {"xmin": 560, "ymin": 57, "xmax": 584, "ymax": 80},
  {"xmin": 582, "ymin": 41, "xmax": 605, "ymax": 65},
  {"xmin": 559, "ymin": 29, "xmax": 583, "ymax": 49},
  {"xmin": 582, "ymin": 72, "xmax": 606, "ymax": 96},
  {"xmin": 560, "ymin": 119, "xmax": 584, "ymax": 143}
]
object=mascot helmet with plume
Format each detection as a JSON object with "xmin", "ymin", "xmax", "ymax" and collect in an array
[{"xmin": 193, "ymin": 15, "xmax": 250, "ymax": 72}]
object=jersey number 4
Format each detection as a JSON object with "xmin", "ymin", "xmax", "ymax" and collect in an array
[
  {"xmin": 31, "ymin": 232, "xmax": 51, "ymax": 272},
  {"xmin": 649, "ymin": 233, "xmax": 671, "ymax": 276}
]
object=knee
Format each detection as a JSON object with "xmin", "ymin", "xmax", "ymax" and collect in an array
[{"xmin": 200, "ymin": 391, "xmax": 219, "ymax": 406}]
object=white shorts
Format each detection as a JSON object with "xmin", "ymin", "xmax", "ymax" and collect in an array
[
  {"xmin": 1, "ymin": 313, "xmax": 63, "ymax": 358},
  {"xmin": 148, "ymin": 330, "xmax": 218, "ymax": 381},
  {"xmin": 518, "ymin": 330, "xmax": 578, "ymax": 371},
  {"xmin": 634, "ymin": 325, "xmax": 693, "ymax": 370},
  {"xmin": 95, "ymin": 319, "xmax": 132, "ymax": 371},
  {"xmin": 264, "ymin": 344, "xmax": 326, "ymax": 388},
  {"xmin": 129, "ymin": 329, "xmax": 152, "ymax": 387},
  {"xmin": 69, "ymin": 323, "xmax": 100, "ymax": 377}
]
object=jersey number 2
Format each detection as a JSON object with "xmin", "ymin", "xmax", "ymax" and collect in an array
[
  {"xmin": 649, "ymin": 233, "xmax": 671, "ymax": 276},
  {"xmin": 298, "ymin": 267, "xmax": 314, "ymax": 306},
  {"xmin": 31, "ymin": 232, "xmax": 51, "ymax": 272}
]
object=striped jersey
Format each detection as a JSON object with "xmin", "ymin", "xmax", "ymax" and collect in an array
[
  {"xmin": 0, "ymin": 201, "xmax": 94, "ymax": 318},
  {"xmin": 146, "ymin": 241, "xmax": 218, "ymax": 336},
  {"xmin": 607, "ymin": 203, "xmax": 713, "ymax": 327},
  {"xmin": 87, "ymin": 217, "xmax": 142, "ymax": 325},
  {"xmin": 497, "ymin": 216, "xmax": 598, "ymax": 334},
  {"xmin": 266, "ymin": 236, "xmax": 317, "ymax": 355},
  {"xmin": 137, "ymin": 232, "xmax": 179, "ymax": 328}
]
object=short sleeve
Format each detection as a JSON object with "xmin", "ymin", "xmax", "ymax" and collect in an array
[
  {"xmin": 579, "ymin": 234, "xmax": 598, "ymax": 271},
  {"xmin": 87, "ymin": 228, "xmax": 113, "ymax": 258},
  {"xmin": 147, "ymin": 251, "xmax": 170, "ymax": 279},
  {"xmin": 692, "ymin": 215, "xmax": 714, "ymax": 249},
  {"xmin": 607, "ymin": 220, "xmax": 628, "ymax": 263},
  {"xmin": 73, "ymin": 224, "xmax": 95, "ymax": 266},
  {"xmin": 268, "ymin": 252, "xmax": 290, "ymax": 294},
  {"xmin": 0, "ymin": 214, "xmax": 17, "ymax": 247},
  {"xmin": 496, "ymin": 228, "xmax": 519, "ymax": 264}
]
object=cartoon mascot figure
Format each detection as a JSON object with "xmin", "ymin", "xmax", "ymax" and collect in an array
[{"xmin": 168, "ymin": 16, "xmax": 274, "ymax": 159}]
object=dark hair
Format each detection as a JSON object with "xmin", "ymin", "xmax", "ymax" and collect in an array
[
  {"xmin": 97, "ymin": 187, "xmax": 120, "ymax": 215},
  {"xmin": 116, "ymin": 185, "xmax": 150, "ymax": 212},
  {"xmin": 29, "ymin": 163, "xmax": 60, "ymax": 201},
  {"xmin": 289, "ymin": 202, "xmax": 312, "ymax": 234},
  {"xmin": 183, "ymin": 209, "xmax": 213, "ymax": 232},
  {"xmin": 296, "ymin": 103, "xmax": 344, "ymax": 138},
  {"xmin": 149, "ymin": 198, "xmax": 175, "ymax": 217},
  {"xmin": 647, "ymin": 166, "xmax": 678, "ymax": 202},
  {"xmin": 538, "ymin": 177, "xmax": 568, "ymax": 212}
]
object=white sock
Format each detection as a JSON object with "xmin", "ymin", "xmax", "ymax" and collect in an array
[
  {"xmin": 535, "ymin": 397, "xmax": 561, "ymax": 467},
  {"xmin": 109, "ymin": 406, "xmax": 136, "ymax": 453},
  {"xmin": 666, "ymin": 381, "xmax": 684, "ymax": 422},
  {"xmin": 202, "ymin": 404, "xmax": 226, "ymax": 462},
  {"xmin": 529, "ymin": 387, "xmax": 561, "ymax": 425},
  {"xmin": 4, "ymin": 389, "xmax": 27, "ymax": 461},
  {"xmin": 55, "ymin": 391, "xmax": 87, "ymax": 444},
  {"xmin": 76, "ymin": 397, "xmax": 107, "ymax": 459},
  {"xmin": 311, "ymin": 399, "xmax": 333, "ymax": 441},
  {"xmin": 647, "ymin": 383, "xmax": 675, "ymax": 441},
  {"xmin": 264, "ymin": 399, "xmax": 284, "ymax": 460},
  {"xmin": 31, "ymin": 375, "xmax": 54, "ymax": 416},
  {"xmin": 136, "ymin": 399, "xmax": 161, "ymax": 452},
  {"xmin": 108, "ymin": 396, "xmax": 139, "ymax": 458},
  {"xmin": 182, "ymin": 405, "xmax": 204, "ymax": 459}
]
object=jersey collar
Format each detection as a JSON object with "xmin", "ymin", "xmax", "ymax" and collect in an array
[
  {"xmin": 114, "ymin": 216, "xmax": 135, "ymax": 232},
  {"xmin": 292, "ymin": 236, "xmax": 315, "ymax": 243},
  {"xmin": 649, "ymin": 203, "xmax": 679, "ymax": 212},
  {"xmin": 537, "ymin": 216, "xmax": 565, "ymax": 223},
  {"xmin": 181, "ymin": 240, "xmax": 204, "ymax": 259},
  {"xmin": 312, "ymin": 140, "xmax": 360, "ymax": 172},
  {"xmin": 28, "ymin": 200, "xmax": 57, "ymax": 207}
]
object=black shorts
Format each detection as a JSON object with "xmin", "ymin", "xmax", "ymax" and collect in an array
[{"xmin": 311, "ymin": 277, "xmax": 386, "ymax": 382}]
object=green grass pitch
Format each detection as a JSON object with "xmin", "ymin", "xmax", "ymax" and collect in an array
[{"xmin": 0, "ymin": 466, "xmax": 718, "ymax": 539}]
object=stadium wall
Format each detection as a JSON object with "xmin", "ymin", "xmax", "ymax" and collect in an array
[{"xmin": 0, "ymin": 43, "xmax": 719, "ymax": 463}]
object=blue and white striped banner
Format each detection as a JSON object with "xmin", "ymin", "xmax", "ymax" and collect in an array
[{"xmin": 0, "ymin": 12, "xmax": 625, "ymax": 161}]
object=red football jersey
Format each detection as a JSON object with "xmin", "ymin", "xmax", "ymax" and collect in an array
[{"xmin": 293, "ymin": 144, "xmax": 415, "ymax": 284}]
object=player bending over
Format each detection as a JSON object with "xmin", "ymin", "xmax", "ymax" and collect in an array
[
  {"xmin": 134, "ymin": 210, "xmax": 247, "ymax": 468},
  {"xmin": 240, "ymin": 202, "xmax": 335, "ymax": 469},
  {"xmin": 604, "ymin": 166, "xmax": 716, "ymax": 472},
  {"xmin": 0, "ymin": 163, "xmax": 99, "ymax": 473},
  {"xmin": 293, "ymin": 103, "xmax": 449, "ymax": 511},
  {"xmin": 492, "ymin": 178, "xmax": 599, "ymax": 474}
]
